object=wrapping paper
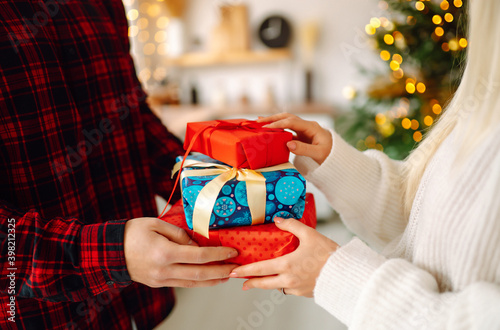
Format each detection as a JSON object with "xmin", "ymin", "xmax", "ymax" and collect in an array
[
  {"xmin": 177, "ymin": 154, "xmax": 306, "ymax": 233},
  {"xmin": 183, "ymin": 119, "xmax": 293, "ymax": 169},
  {"xmin": 161, "ymin": 193, "xmax": 317, "ymax": 265}
]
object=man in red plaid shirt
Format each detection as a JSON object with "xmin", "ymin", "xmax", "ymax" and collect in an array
[{"xmin": 0, "ymin": 1, "xmax": 238, "ymax": 329}]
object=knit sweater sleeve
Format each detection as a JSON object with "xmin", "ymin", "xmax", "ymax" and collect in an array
[
  {"xmin": 314, "ymin": 238, "xmax": 500, "ymax": 329},
  {"xmin": 294, "ymin": 131, "xmax": 406, "ymax": 250},
  {"xmin": 311, "ymin": 134, "xmax": 500, "ymax": 329}
]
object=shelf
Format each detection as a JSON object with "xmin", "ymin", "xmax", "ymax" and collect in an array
[{"xmin": 162, "ymin": 48, "xmax": 291, "ymax": 67}]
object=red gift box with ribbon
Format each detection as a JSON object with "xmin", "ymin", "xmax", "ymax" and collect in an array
[
  {"xmin": 160, "ymin": 193, "xmax": 317, "ymax": 265},
  {"xmin": 183, "ymin": 119, "xmax": 294, "ymax": 169}
]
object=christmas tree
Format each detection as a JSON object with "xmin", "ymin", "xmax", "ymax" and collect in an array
[{"xmin": 336, "ymin": 0, "xmax": 467, "ymax": 160}]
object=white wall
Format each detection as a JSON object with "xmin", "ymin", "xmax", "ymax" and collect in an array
[{"xmin": 177, "ymin": 0, "xmax": 381, "ymax": 108}]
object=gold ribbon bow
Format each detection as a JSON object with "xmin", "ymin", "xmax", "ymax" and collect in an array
[{"xmin": 173, "ymin": 159, "xmax": 295, "ymax": 238}]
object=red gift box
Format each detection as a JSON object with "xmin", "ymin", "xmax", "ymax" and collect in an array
[
  {"xmin": 183, "ymin": 119, "xmax": 294, "ymax": 169},
  {"xmin": 161, "ymin": 193, "xmax": 317, "ymax": 265}
]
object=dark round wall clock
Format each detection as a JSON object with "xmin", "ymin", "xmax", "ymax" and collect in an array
[{"xmin": 258, "ymin": 16, "xmax": 291, "ymax": 48}]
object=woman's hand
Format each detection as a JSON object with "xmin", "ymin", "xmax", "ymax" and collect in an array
[
  {"xmin": 258, "ymin": 113, "xmax": 332, "ymax": 165},
  {"xmin": 124, "ymin": 217, "xmax": 238, "ymax": 288},
  {"xmin": 229, "ymin": 218, "xmax": 339, "ymax": 297}
]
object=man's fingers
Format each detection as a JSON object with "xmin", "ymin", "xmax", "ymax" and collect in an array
[
  {"xmin": 165, "ymin": 264, "xmax": 236, "ymax": 281},
  {"xmin": 159, "ymin": 278, "xmax": 230, "ymax": 288},
  {"xmin": 171, "ymin": 245, "xmax": 239, "ymax": 264},
  {"xmin": 153, "ymin": 219, "xmax": 193, "ymax": 245},
  {"xmin": 230, "ymin": 258, "xmax": 282, "ymax": 278}
]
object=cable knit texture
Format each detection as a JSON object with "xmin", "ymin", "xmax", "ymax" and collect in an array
[{"xmin": 294, "ymin": 126, "xmax": 500, "ymax": 329}]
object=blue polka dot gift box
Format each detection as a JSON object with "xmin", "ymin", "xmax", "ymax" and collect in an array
[{"xmin": 174, "ymin": 154, "xmax": 306, "ymax": 237}]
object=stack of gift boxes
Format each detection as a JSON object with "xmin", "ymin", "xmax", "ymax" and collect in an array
[{"xmin": 160, "ymin": 119, "xmax": 317, "ymax": 265}]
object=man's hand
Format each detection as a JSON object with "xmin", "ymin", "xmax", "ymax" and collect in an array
[
  {"xmin": 124, "ymin": 217, "xmax": 238, "ymax": 288},
  {"xmin": 257, "ymin": 113, "xmax": 332, "ymax": 165}
]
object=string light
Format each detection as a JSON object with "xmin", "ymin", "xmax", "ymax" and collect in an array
[
  {"xmin": 407, "ymin": 16, "xmax": 417, "ymax": 25},
  {"xmin": 384, "ymin": 34, "xmax": 395, "ymax": 45},
  {"xmin": 342, "ymin": 86, "xmax": 357, "ymax": 100},
  {"xmin": 424, "ymin": 116, "xmax": 434, "ymax": 126},
  {"xmin": 128, "ymin": 25, "xmax": 139, "ymax": 37},
  {"xmin": 379, "ymin": 122, "xmax": 395, "ymax": 137},
  {"xmin": 435, "ymin": 27, "xmax": 444, "ymax": 37},
  {"xmin": 413, "ymin": 131, "xmax": 423, "ymax": 142},
  {"xmin": 432, "ymin": 104, "xmax": 442, "ymax": 114},
  {"xmin": 370, "ymin": 18, "xmax": 381, "ymax": 28},
  {"xmin": 138, "ymin": 68, "xmax": 151, "ymax": 82},
  {"xmin": 157, "ymin": 17, "xmax": 169, "ymax": 29},
  {"xmin": 444, "ymin": 13, "xmax": 454, "ymax": 23},
  {"xmin": 155, "ymin": 31, "xmax": 167, "ymax": 43},
  {"xmin": 366, "ymin": 24, "xmax": 376, "ymax": 35},
  {"xmin": 449, "ymin": 39, "xmax": 459, "ymax": 51},
  {"xmin": 406, "ymin": 82, "xmax": 416, "ymax": 94},
  {"xmin": 390, "ymin": 60, "xmax": 400, "ymax": 71},
  {"xmin": 365, "ymin": 136, "xmax": 377, "ymax": 148},
  {"xmin": 453, "ymin": 0, "xmax": 463, "ymax": 8},
  {"xmin": 380, "ymin": 50, "xmax": 391, "ymax": 61},
  {"xmin": 147, "ymin": 4, "xmax": 161, "ymax": 17},
  {"xmin": 432, "ymin": 15, "xmax": 442, "ymax": 25},
  {"xmin": 416, "ymin": 82, "xmax": 426, "ymax": 93},
  {"xmin": 442, "ymin": 42, "xmax": 450, "ymax": 52},
  {"xmin": 415, "ymin": 1, "xmax": 425, "ymax": 11},
  {"xmin": 393, "ymin": 31, "xmax": 404, "ymax": 41},
  {"xmin": 402, "ymin": 118, "xmax": 411, "ymax": 129},
  {"xmin": 378, "ymin": 1, "xmax": 389, "ymax": 10},
  {"xmin": 440, "ymin": 0, "xmax": 449, "ymax": 10},
  {"xmin": 393, "ymin": 54, "xmax": 403, "ymax": 64},
  {"xmin": 137, "ymin": 17, "xmax": 149, "ymax": 29},
  {"xmin": 411, "ymin": 119, "xmax": 419, "ymax": 130},
  {"xmin": 127, "ymin": 9, "xmax": 139, "ymax": 21},
  {"xmin": 459, "ymin": 38, "xmax": 468, "ymax": 48},
  {"xmin": 385, "ymin": 21, "xmax": 395, "ymax": 31},
  {"xmin": 375, "ymin": 113, "xmax": 386, "ymax": 125},
  {"xmin": 393, "ymin": 69, "xmax": 404, "ymax": 79},
  {"xmin": 143, "ymin": 43, "xmax": 156, "ymax": 55}
]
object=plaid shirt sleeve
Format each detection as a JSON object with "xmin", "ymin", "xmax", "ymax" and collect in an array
[
  {"xmin": 0, "ymin": 200, "xmax": 132, "ymax": 303},
  {"xmin": 140, "ymin": 101, "xmax": 184, "ymax": 203}
]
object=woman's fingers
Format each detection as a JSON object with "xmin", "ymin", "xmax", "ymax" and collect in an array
[
  {"xmin": 263, "ymin": 116, "xmax": 318, "ymax": 136},
  {"xmin": 256, "ymin": 113, "xmax": 292, "ymax": 123},
  {"xmin": 241, "ymin": 275, "xmax": 288, "ymax": 291},
  {"xmin": 274, "ymin": 217, "xmax": 316, "ymax": 239},
  {"xmin": 287, "ymin": 140, "xmax": 323, "ymax": 159},
  {"xmin": 230, "ymin": 258, "xmax": 283, "ymax": 278}
]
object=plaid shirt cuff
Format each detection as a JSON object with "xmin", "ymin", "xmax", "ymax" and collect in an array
[{"xmin": 80, "ymin": 220, "xmax": 132, "ymax": 295}]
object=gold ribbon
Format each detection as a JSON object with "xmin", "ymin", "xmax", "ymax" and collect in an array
[{"xmin": 173, "ymin": 159, "xmax": 295, "ymax": 238}]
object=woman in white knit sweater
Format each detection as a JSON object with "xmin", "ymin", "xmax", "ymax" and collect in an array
[{"xmin": 230, "ymin": 1, "xmax": 500, "ymax": 328}]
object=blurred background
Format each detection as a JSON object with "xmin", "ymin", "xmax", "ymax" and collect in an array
[{"xmin": 120, "ymin": 0, "xmax": 467, "ymax": 328}]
